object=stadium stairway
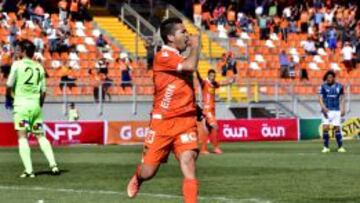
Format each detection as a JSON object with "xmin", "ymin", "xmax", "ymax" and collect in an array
[
  {"xmin": 182, "ymin": 20, "xmax": 247, "ymax": 102},
  {"xmin": 92, "ymin": 7, "xmax": 146, "ymax": 57}
]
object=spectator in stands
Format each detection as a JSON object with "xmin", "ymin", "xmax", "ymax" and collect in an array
[
  {"xmin": 34, "ymin": 51, "xmax": 45, "ymax": 64},
  {"xmin": 314, "ymin": 8, "xmax": 324, "ymax": 27},
  {"xmin": 213, "ymin": 3, "xmax": 226, "ymax": 25},
  {"xmin": 227, "ymin": 21, "xmax": 238, "ymax": 38},
  {"xmin": 0, "ymin": 46, "xmax": 11, "ymax": 78},
  {"xmin": 57, "ymin": 35, "xmax": 71, "ymax": 54},
  {"xmin": 70, "ymin": 0, "xmax": 79, "ymax": 21},
  {"xmin": 103, "ymin": 74, "xmax": 113, "ymax": 101},
  {"xmin": 58, "ymin": 0, "xmax": 68, "ymax": 22},
  {"xmin": 238, "ymin": 13, "xmax": 252, "ymax": 33},
  {"xmin": 280, "ymin": 18, "xmax": 288, "ymax": 42},
  {"xmin": 9, "ymin": 21, "xmax": 18, "ymax": 47},
  {"xmin": 32, "ymin": 4, "xmax": 45, "ymax": 23},
  {"xmin": 96, "ymin": 34, "xmax": 107, "ymax": 48},
  {"xmin": 69, "ymin": 48, "xmax": 80, "ymax": 70},
  {"xmin": 313, "ymin": 0, "xmax": 323, "ymax": 9},
  {"xmin": 324, "ymin": 6, "xmax": 337, "ymax": 24},
  {"xmin": 96, "ymin": 58, "xmax": 109, "ymax": 75},
  {"xmin": 279, "ymin": 50, "xmax": 290, "ymax": 78},
  {"xmin": 288, "ymin": 19, "xmax": 298, "ymax": 33},
  {"xmin": 288, "ymin": 57, "xmax": 296, "ymax": 79},
  {"xmin": 89, "ymin": 69, "xmax": 105, "ymax": 103},
  {"xmin": 118, "ymin": 52, "xmax": 132, "ymax": 89},
  {"xmin": 227, "ymin": 5, "xmax": 236, "ymax": 25},
  {"xmin": 16, "ymin": 1, "xmax": 26, "ymax": 19},
  {"xmin": 47, "ymin": 25, "xmax": 58, "ymax": 54},
  {"xmin": 299, "ymin": 56, "xmax": 309, "ymax": 81},
  {"xmin": 255, "ymin": 4, "xmax": 264, "ymax": 17},
  {"xmin": 272, "ymin": 15, "xmax": 281, "ymax": 34},
  {"xmin": 355, "ymin": 37, "xmax": 360, "ymax": 66},
  {"xmin": 0, "ymin": 13, "xmax": 9, "ymax": 29},
  {"xmin": 303, "ymin": 37, "xmax": 317, "ymax": 55},
  {"xmin": 68, "ymin": 102, "xmax": 79, "ymax": 121},
  {"xmin": 59, "ymin": 20, "xmax": 70, "ymax": 36},
  {"xmin": 193, "ymin": 0, "xmax": 202, "ymax": 28},
  {"xmin": 42, "ymin": 13, "xmax": 51, "ymax": 31},
  {"xmin": 341, "ymin": 42, "xmax": 355, "ymax": 71},
  {"xmin": 258, "ymin": 15, "xmax": 268, "ymax": 40},
  {"xmin": 33, "ymin": 32, "xmax": 45, "ymax": 52},
  {"xmin": 268, "ymin": 1, "xmax": 278, "ymax": 17},
  {"xmin": 59, "ymin": 61, "xmax": 76, "ymax": 90},
  {"xmin": 282, "ymin": 6, "xmax": 292, "ymax": 20},
  {"xmin": 314, "ymin": 33, "xmax": 325, "ymax": 49},
  {"xmin": 220, "ymin": 52, "xmax": 237, "ymax": 77},
  {"xmin": 327, "ymin": 26, "xmax": 337, "ymax": 53},
  {"xmin": 299, "ymin": 10, "xmax": 309, "ymax": 33},
  {"xmin": 78, "ymin": 0, "xmax": 91, "ymax": 22}
]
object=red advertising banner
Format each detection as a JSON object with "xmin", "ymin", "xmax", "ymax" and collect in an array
[
  {"xmin": 0, "ymin": 121, "xmax": 105, "ymax": 147},
  {"xmin": 218, "ymin": 119, "xmax": 299, "ymax": 142},
  {"xmin": 106, "ymin": 121, "xmax": 149, "ymax": 144}
]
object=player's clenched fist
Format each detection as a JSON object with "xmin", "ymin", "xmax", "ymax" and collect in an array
[{"xmin": 187, "ymin": 35, "xmax": 200, "ymax": 48}]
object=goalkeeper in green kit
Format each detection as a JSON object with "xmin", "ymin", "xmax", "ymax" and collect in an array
[{"xmin": 5, "ymin": 40, "xmax": 59, "ymax": 178}]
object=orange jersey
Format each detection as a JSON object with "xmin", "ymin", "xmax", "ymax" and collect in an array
[
  {"xmin": 202, "ymin": 79, "xmax": 219, "ymax": 110},
  {"xmin": 152, "ymin": 45, "xmax": 196, "ymax": 119}
]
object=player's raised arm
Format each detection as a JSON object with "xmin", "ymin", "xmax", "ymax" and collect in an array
[
  {"xmin": 219, "ymin": 76, "xmax": 235, "ymax": 86},
  {"xmin": 195, "ymin": 70, "xmax": 203, "ymax": 85},
  {"xmin": 5, "ymin": 63, "xmax": 18, "ymax": 109},
  {"xmin": 181, "ymin": 35, "xmax": 200, "ymax": 72}
]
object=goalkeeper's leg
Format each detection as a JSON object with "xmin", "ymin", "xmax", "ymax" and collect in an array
[
  {"xmin": 17, "ymin": 130, "xmax": 35, "ymax": 178},
  {"xmin": 34, "ymin": 128, "xmax": 59, "ymax": 174}
]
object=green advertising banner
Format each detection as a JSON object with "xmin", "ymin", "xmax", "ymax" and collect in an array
[
  {"xmin": 300, "ymin": 118, "xmax": 360, "ymax": 140},
  {"xmin": 300, "ymin": 119, "xmax": 322, "ymax": 140}
]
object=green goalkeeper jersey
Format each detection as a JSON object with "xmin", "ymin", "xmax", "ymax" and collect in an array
[{"xmin": 6, "ymin": 58, "xmax": 46, "ymax": 106}]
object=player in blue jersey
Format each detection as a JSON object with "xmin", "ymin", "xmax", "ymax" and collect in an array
[{"xmin": 319, "ymin": 70, "xmax": 346, "ymax": 153}]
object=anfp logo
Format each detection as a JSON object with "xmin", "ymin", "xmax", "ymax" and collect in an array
[{"xmin": 44, "ymin": 123, "xmax": 82, "ymax": 140}]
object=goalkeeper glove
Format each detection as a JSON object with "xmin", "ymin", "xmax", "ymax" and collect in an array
[{"xmin": 5, "ymin": 95, "xmax": 13, "ymax": 110}]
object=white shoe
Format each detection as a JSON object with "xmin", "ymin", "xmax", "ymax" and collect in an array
[
  {"xmin": 51, "ymin": 165, "xmax": 60, "ymax": 175},
  {"xmin": 20, "ymin": 172, "xmax": 35, "ymax": 178},
  {"xmin": 337, "ymin": 147, "xmax": 346, "ymax": 153},
  {"xmin": 321, "ymin": 147, "xmax": 330, "ymax": 153}
]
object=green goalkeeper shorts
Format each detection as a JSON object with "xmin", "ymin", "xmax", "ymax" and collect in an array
[{"xmin": 13, "ymin": 102, "xmax": 44, "ymax": 134}]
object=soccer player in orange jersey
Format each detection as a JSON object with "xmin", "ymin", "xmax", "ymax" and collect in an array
[
  {"xmin": 196, "ymin": 69, "xmax": 234, "ymax": 155},
  {"xmin": 126, "ymin": 18, "xmax": 200, "ymax": 203}
]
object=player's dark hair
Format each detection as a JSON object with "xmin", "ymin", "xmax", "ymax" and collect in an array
[
  {"xmin": 208, "ymin": 69, "xmax": 216, "ymax": 75},
  {"xmin": 160, "ymin": 17, "xmax": 183, "ymax": 44},
  {"xmin": 323, "ymin": 70, "xmax": 336, "ymax": 81},
  {"xmin": 19, "ymin": 39, "xmax": 35, "ymax": 58}
]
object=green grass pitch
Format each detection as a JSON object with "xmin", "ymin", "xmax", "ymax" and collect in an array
[{"xmin": 0, "ymin": 140, "xmax": 359, "ymax": 203}]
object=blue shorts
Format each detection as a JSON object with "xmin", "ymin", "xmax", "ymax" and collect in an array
[{"xmin": 327, "ymin": 38, "xmax": 337, "ymax": 49}]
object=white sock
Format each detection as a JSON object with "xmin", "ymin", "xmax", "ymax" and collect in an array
[
  {"xmin": 18, "ymin": 137, "xmax": 33, "ymax": 174},
  {"xmin": 37, "ymin": 136, "xmax": 57, "ymax": 167}
]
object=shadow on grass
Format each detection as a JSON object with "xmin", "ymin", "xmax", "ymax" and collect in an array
[{"xmin": 34, "ymin": 169, "xmax": 69, "ymax": 176}]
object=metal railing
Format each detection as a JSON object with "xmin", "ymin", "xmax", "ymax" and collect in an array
[
  {"xmin": 120, "ymin": 3, "xmax": 157, "ymax": 58},
  {"xmin": 1, "ymin": 80, "xmax": 359, "ymax": 118}
]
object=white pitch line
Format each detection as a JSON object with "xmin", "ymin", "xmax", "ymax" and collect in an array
[{"xmin": 0, "ymin": 185, "xmax": 271, "ymax": 203}]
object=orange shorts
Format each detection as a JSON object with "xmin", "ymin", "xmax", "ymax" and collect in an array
[
  {"xmin": 142, "ymin": 116, "xmax": 199, "ymax": 165},
  {"xmin": 204, "ymin": 109, "xmax": 217, "ymax": 127}
]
